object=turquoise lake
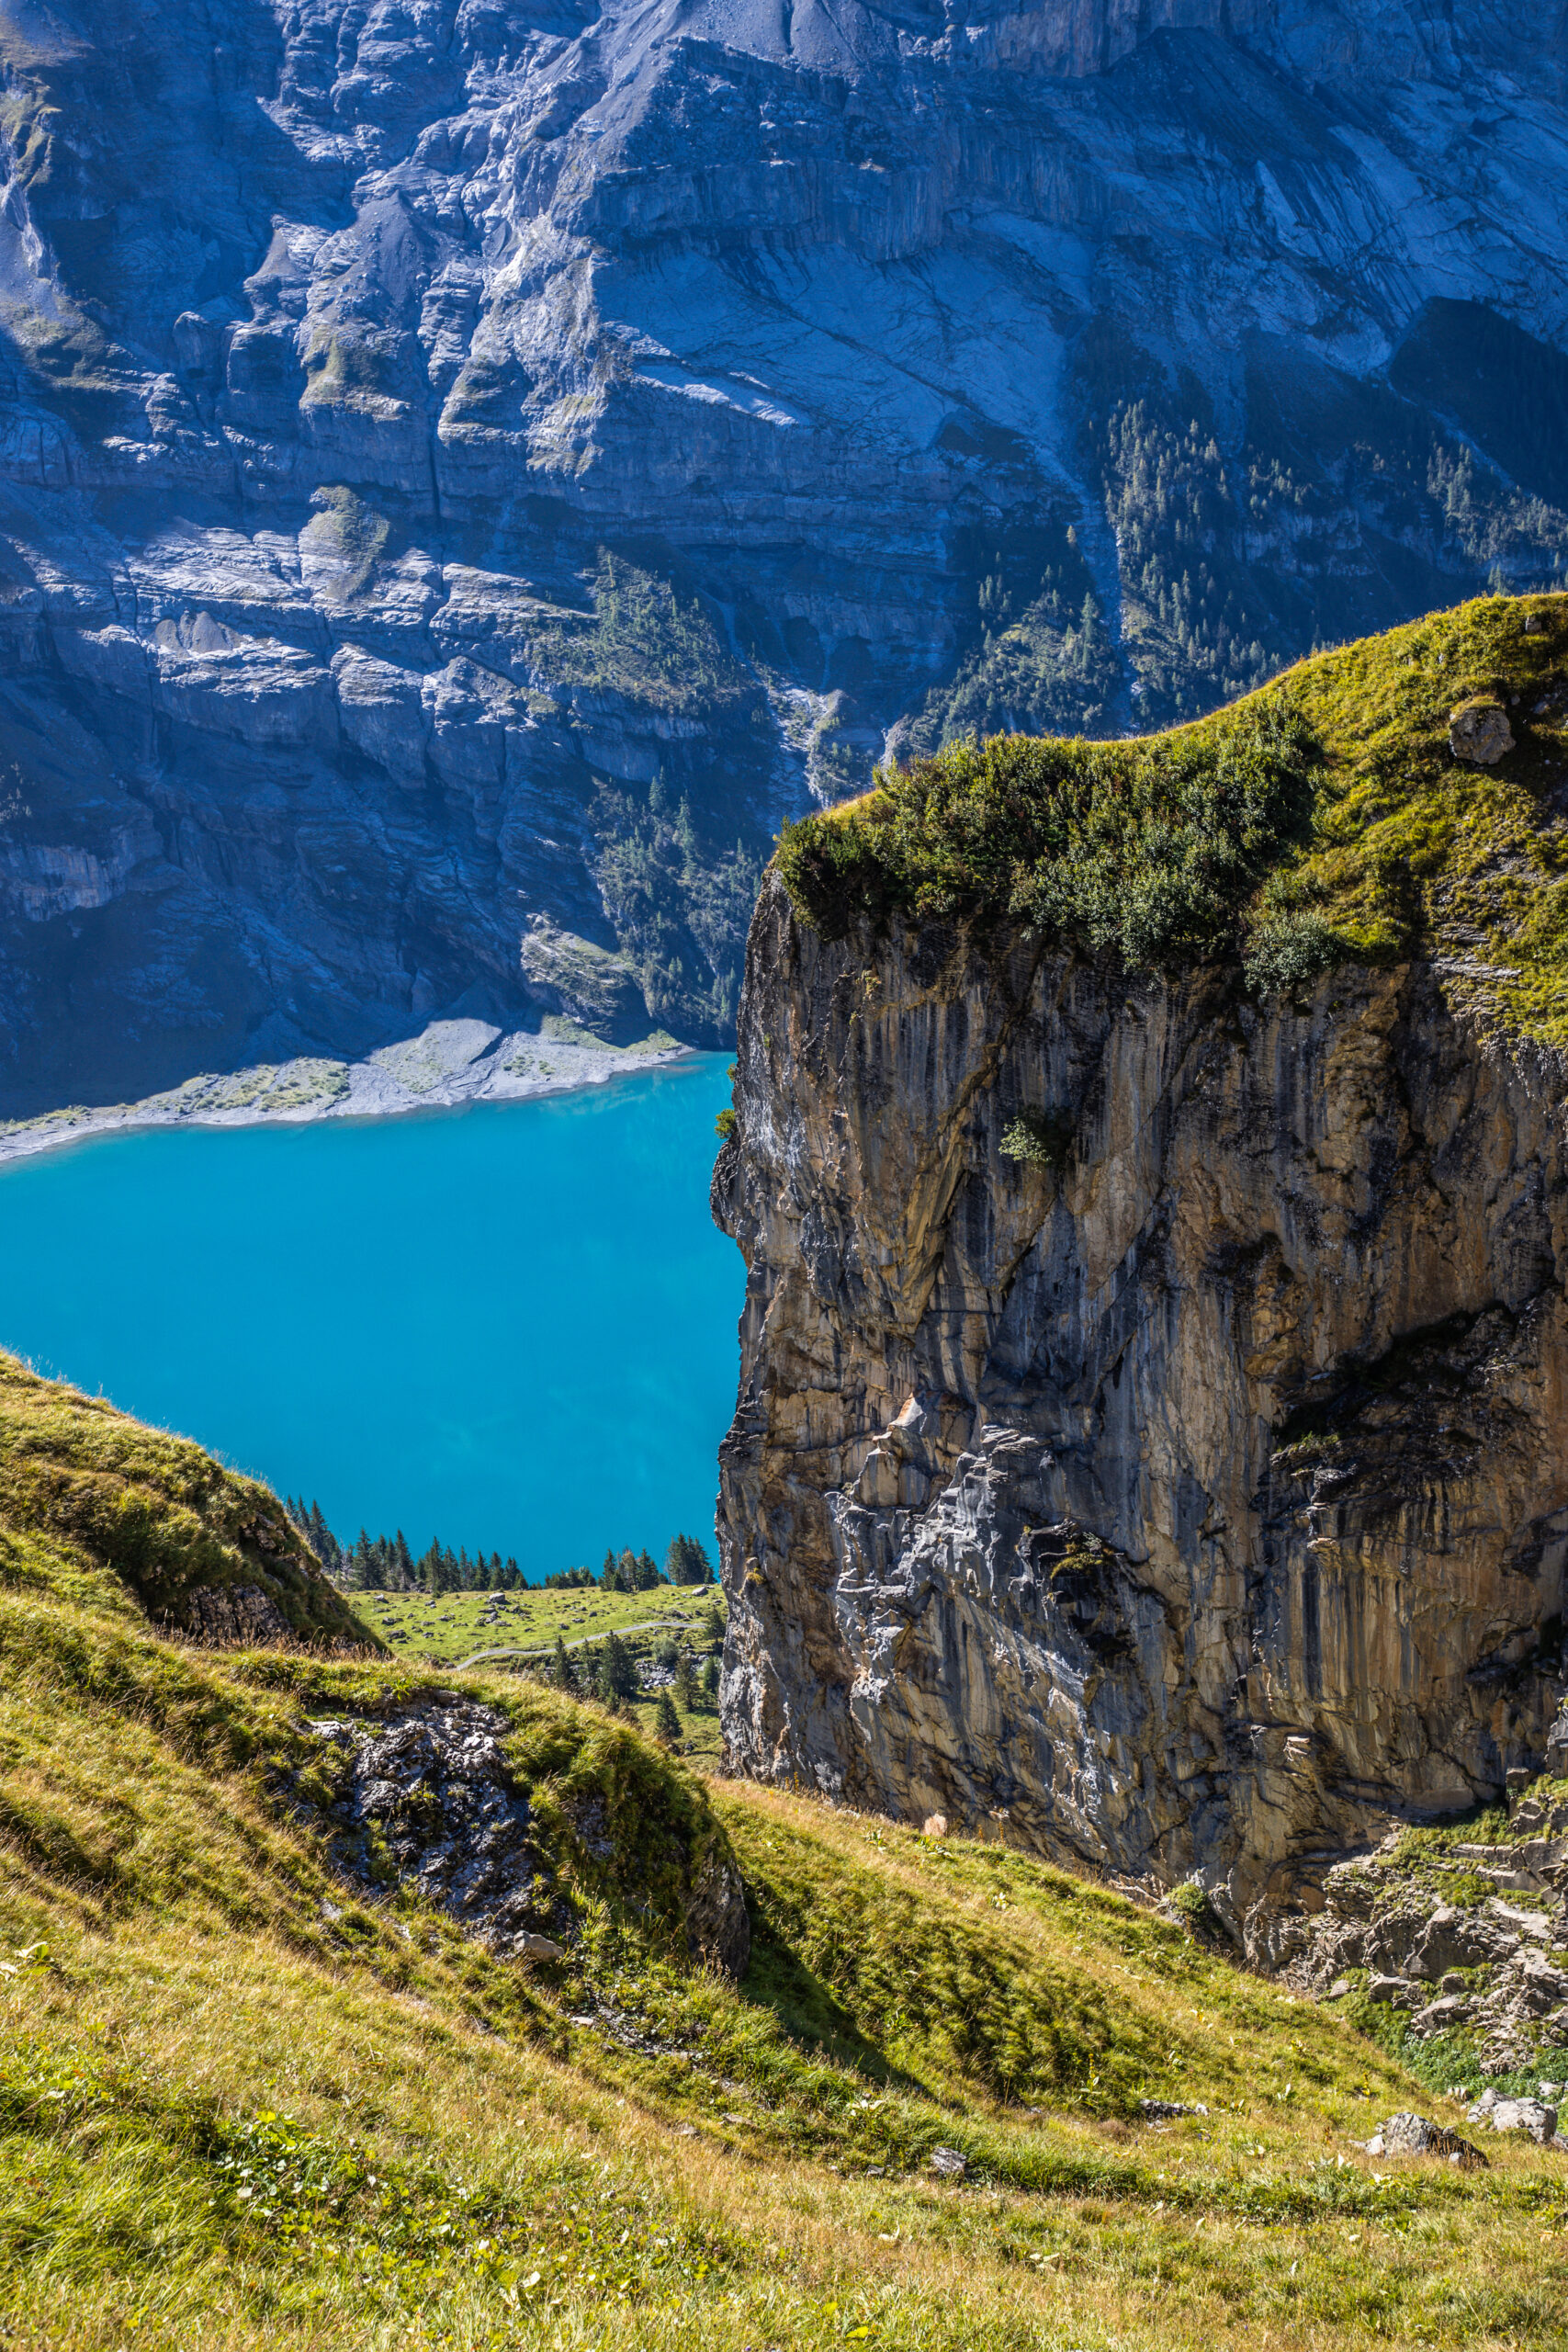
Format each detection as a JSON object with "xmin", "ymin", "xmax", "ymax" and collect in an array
[{"xmin": 0, "ymin": 1055, "xmax": 742, "ymax": 1577}]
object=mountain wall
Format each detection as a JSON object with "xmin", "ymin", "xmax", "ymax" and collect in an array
[
  {"xmin": 712, "ymin": 603, "xmax": 1568, "ymax": 1959},
  {"xmin": 6, "ymin": 3, "xmax": 1568, "ymax": 1104}
]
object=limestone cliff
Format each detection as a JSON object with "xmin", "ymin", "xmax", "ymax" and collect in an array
[
  {"xmin": 713, "ymin": 597, "xmax": 1568, "ymax": 1958},
  {"xmin": 8, "ymin": 6, "xmax": 1568, "ymax": 1106}
]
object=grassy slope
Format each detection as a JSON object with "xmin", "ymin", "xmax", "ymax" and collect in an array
[
  {"xmin": 779, "ymin": 591, "xmax": 1568, "ymax": 1050},
  {"xmin": 2, "ymin": 1367, "xmax": 1567, "ymax": 2346},
  {"xmin": 0, "ymin": 1351, "xmax": 370, "ymax": 1646},
  {"xmin": 358, "ymin": 1582, "xmax": 728, "ymax": 1758},
  {"xmin": 365, "ymin": 1579, "xmax": 707, "ymax": 1667}
]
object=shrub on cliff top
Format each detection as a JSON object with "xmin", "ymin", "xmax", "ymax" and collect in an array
[
  {"xmin": 777, "ymin": 703, "xmax": 1315, "ymax": 967},
  {"xmin": 777, "ymin": 593, "xmax": 1568, "ymax": 1044}
]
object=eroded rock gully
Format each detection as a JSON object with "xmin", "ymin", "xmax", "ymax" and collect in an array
[{"xmin": 713, "ymin": 877, "xmax": 1568, "ymax": 1957}]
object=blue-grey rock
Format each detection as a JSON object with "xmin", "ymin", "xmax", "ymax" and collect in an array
[{"xmin": 4, "ymin": 4, "xmax": 1568, "ymax": 1102}]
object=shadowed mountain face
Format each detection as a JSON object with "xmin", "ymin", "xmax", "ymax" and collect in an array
[{"xmin": 2, "ymin": 0, "xmax": 1568, "ymax": 1105}]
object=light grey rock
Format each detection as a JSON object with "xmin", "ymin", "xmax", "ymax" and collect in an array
[
  {"xmin": 1376, "ymin": 2111, "xmax": 1487, "ymax": 2167},
  {"xmin": 1481, "ymin": 2097, "xmax": 1558, "ymax": 2143},
  {"xmin": 1409, "ymin": 1994, "xmax": 1474, "ymax": 2038},
  {"xmin": 1449, "ymin": 700, "xmax": 1516, "ymax": 765},
  {"xmin": 515, "ymin": 1933, "xmax": 570, "ymax": 1963},
  {"xmin": 929, "ymin": 2146, "xmax": 968, "ymax": 2178}
]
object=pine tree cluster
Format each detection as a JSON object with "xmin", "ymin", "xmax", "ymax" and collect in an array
[{"xmin": 283, "ymin": 1499, "xmax": 716, "ymax": 1599}]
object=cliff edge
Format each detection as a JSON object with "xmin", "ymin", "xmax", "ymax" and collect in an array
[{"xmin": 714, "ymin": 593, "xmax": 1568, "ymax": 1960}]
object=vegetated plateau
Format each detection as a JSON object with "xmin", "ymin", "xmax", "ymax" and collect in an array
[
  {"xmin": 4, "ymin": 1352, "xmax": 1568, "ymax": 2350},
  {"xmin": 778, "ymin": 591, "xmax": 1568, "ymax": 1048}
]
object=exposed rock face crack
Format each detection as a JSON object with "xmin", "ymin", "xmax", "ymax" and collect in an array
[{"xmin": 715, "ymin": 876, "xmax": 1568, "ymax": 1956}]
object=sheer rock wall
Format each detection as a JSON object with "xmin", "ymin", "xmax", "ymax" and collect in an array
[
  {"xmin": 713, "ymin": 875, "xmax": 1568, "ymax": 1955},
  {"xmin": 9, "ymin": 5, "xmax": 1568, "ymax": 1102}
]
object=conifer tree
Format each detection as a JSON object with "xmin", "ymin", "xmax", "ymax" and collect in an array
[
  {"xmin": 602, "ymin": 1548, "xmax": 617, "ymax": 1589},
  {"xmin": 602, "ymin": 1631, "xmax": 637, "ymax": 1701},
  {"xmin": 553, "ymin": 1634, "xmax": 577, "ymax": 1693},
  {"xmin": 675, "ymin": 1652, "xmax": 695, "ymax": 1712},
  {"xmin": 654, "ymin": 1688, "xmax": 682, "ymax": 1744},
  {"xmin": 703, "ymin": 1599, "xmax": 724, "ymax": 1648},
  {"xmin": 701, "ymin": 1655, "xmax": 720, "ymax": 1706}
]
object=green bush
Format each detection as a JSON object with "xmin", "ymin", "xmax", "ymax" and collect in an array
[
  {"xmin": 1244, "ymin": 910, "xmax": 1348, "ymax": 997},
  {"xmin": 999, "ymin": 1108, "xmax": 1075, "ymax": 1168},
  {"xmin": 714, "ymin": 1105, "xmax": 737, "ymax": 1143},
  {"xmin": 776, "ymin": 704, "xmax": 1315, "ymax": 970}
]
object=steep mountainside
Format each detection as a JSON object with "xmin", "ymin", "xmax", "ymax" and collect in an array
[
  {"xmin": 5, "ymin": 4, "xmax": 1568, "ymax": 1103},
  {"xmin": 713, "ymin": 594, "xmax": 1568, "ymax": 1961}
]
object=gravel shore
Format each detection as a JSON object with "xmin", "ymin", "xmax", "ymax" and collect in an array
[{"xmin": 0, "ymin": 1018, "xmax": 692, "ymax": 1164}]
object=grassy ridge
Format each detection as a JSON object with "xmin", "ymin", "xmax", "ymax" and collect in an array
[
  {"xmin": 3, "ymin": 1362, "xmax": 1568, "ymax": 2345},
  {"xmin": 0, "ymin": 1351, "xmax": 368, "ymax": 1646},
  {"xmin": 778, "ymin": 592, "xmax": 1568, "ymax": 1047}
]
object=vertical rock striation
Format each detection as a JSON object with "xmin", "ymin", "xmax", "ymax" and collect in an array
[{"xmin": 713, "ymin": 873, "xmax": 1568, "ymax": 1955}]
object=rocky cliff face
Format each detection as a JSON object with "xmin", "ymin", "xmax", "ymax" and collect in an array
[
  {"xmin": 6, "ymin": 3, "xmax": 1568, "ymax": 1106},
  {"xmin": 713, "ymin": 874, "xmax": 1568, "ymax": 1957}
]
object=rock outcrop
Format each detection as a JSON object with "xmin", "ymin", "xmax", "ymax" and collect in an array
[
  {"xmin": 1292, "ymin": 1783, "xmax": 1568, "ymax": 2077},
  {"xmin": 713, "ymin": 864, "xmax": 1568, "ymax": 1955},
  {"xmin": 8, "ymin": 6, "xmax": 1568, "ymax": 1105},
  {"xmin": 298, "ymin": 1697, "xmax": 752, "ymax": 1973}
]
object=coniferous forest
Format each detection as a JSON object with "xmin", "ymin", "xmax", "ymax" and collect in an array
[{"xmin": 282, "ymin": 1498, "xmax": 715, "ymax": 1597}]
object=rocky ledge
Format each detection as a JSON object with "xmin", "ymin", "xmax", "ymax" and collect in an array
[{"xmin": 1293, "ymin": 1773, "xmax": 1568, "ymax": 2094}]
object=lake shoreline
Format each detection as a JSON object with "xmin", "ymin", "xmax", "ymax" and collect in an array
[{"xmin": 0, "ymin": 1016, "xmax": 695, "ymax": 1165}]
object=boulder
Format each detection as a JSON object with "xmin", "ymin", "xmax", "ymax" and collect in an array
[
  {"xmin": 1449, "ymin": 697, "xmax": 1516, "ymax": 763},
  {"xmin": 1412, "ymin": 1904, "xmax": 1518, "ymax": 1977},
  {"xmin": 684, "ymin": 1846, "xmax": 752, "ymax": 1981},
  {"xmin": 929, "ymin": 2146, "xmax": 967, "ymax": 2179},
  {"xmin": 1470, "ymin": 2094, "xmax": 1558, "ymax": 2143},
  {"xmin": 1371, "ymin": 2111, "xmax": 1488, "ymax": 2167},
  {"xmin": 1367, "ymin": 1974, "xmax": 1422, "ymax": 2007},
  {"xmin": 1409, "ymin": 1993, "xmax": 1474, "ymax": 2039}
]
